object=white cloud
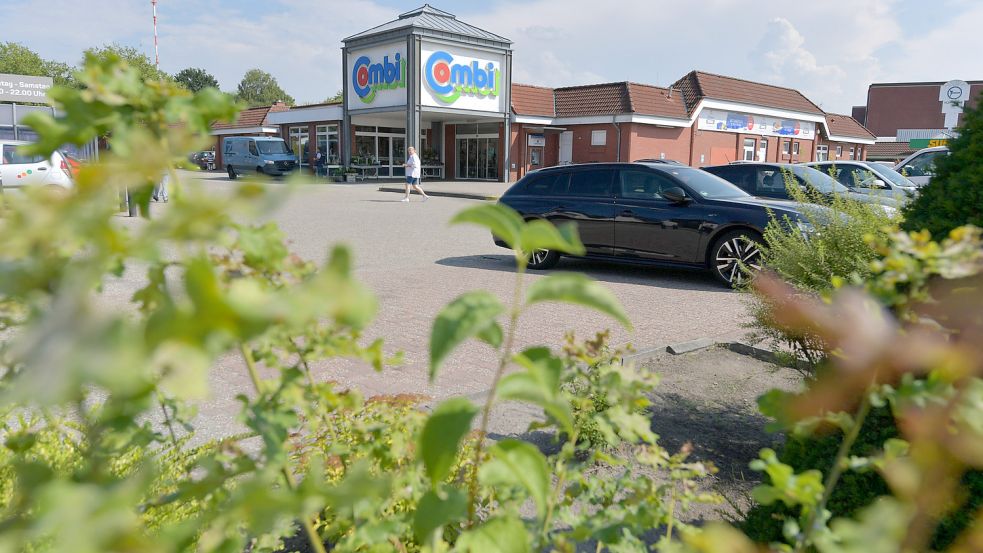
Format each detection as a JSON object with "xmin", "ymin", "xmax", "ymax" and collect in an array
[{"xmin": 2, "ymin": 0, "xmax": 979, "ymax": 113}]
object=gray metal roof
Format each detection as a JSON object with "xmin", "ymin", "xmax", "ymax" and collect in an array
[{"xmin": 344, "ymin": 4, "xmax": 511, "ymax": 46}]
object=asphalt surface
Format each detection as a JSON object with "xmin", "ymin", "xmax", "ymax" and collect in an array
[{"xmin": 106, "ymin": 172, "xmax": 751, "ymax": 440}]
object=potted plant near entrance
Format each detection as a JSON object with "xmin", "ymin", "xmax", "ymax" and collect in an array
[{"xmin": 344, "ymin": 166, "xmax": 358, "ymax": 183}]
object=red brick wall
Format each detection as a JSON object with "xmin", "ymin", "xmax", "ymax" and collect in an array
[
  {"xmin": 817, "ymin": 139, "xmax": 867, "ymax": 161},
  {"xmin": 690, "ymin": 129, "xmax": 738, "ymax": 166},
  {"xmin": 865, "ymin": 83, "xmax": 983, "ymax": 137},
  {"xmin": 625, "ymin": 124, "xmax": 689, "ymax": 163},
  {"xmin": 568, "ymin": 123, "xmax": 624, "ymax": 163},
  {"xmin": 776, "ymin": 137, "xmax": 815, "ymax": 163}
]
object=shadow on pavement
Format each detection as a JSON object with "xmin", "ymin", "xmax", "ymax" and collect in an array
[
  {"xmin": 435, "ymin": 254, "xmax": 730, "ymax": 292},
  {"xmin": 647, "ymin": 391, "xmax": 782, "ymax": 485}
]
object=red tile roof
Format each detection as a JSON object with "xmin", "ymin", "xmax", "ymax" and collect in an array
[
  {"xmin": 511, "ymin": 83, "xmax": 554, "ymax": 116},
  {"xmin": 824, "ymin": 113, "xmax": 875, "ymax": 140},
  {"xmin": 212, "ymin": 101, "xmax": 289, "ymax": 130},
  {"xmin": 627, "ymin": 82, "xmax": 688, "ymax": 119},
  {"xmin": 672, "ymin": 70, "xmax": 825, "ymax": 116},
  {"xmin": 554, "ymin": 82, "xmax": 631, "ymax": 116},
  {"xmin": 866, "ymin": 142, "xmax": 915, "ymax": 161},
  {"xmin": 512, "ymin": 82, "xmax": 688, "ymax": 119}
]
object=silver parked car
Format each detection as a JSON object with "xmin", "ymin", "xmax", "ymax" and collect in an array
[
  {"xmin": 894, "ymin": 146, "xmax": 949, "ymax": 187},
  {"xmin": 805, "ymin": 160, "xmax": 918, "ymax": 203},
  {"xmin": 0, "ymin": 140, "xmax": 75, "ymax": 192}
]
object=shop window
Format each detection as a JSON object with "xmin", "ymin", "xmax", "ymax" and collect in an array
[
  {"xmin": 782, "ymin": 141, "xmax": 791, "ymax": 155},
  {"xmin": 591, "ymin": 130, "xmax": 607, "ymax": 146},
  {"xmin": 316, "ymin": 124, "xmax": 340, "ymax": 164},
  {"xmin": 836, "ymin": 145, "xmax": 843, "ymax": 158},
  {"xmin": 792, "ymin": 142, "xmax": 800, "ymax": 156},
  {"xmin": 816, "ymin": 145, "xmax": 829, "ymax": 161}
]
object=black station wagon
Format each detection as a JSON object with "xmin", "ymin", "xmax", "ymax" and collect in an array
[{"xmin": 496, "ymin": 162, "xmax": 812, "ymax": 286}]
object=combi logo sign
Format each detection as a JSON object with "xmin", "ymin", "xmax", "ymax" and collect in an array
[
  {"xmin": 424, "ymin": 50, "xmax": 501, "ymax": 104},
  {"xmin": 351, "ymin": 53, "xmax": 406, "ymax": 104}
]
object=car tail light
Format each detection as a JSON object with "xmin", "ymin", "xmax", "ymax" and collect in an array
[{"xmin": 60, "ymin": 158, "xmax": 73, "ymax": 179}]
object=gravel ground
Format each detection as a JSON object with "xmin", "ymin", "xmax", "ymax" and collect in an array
[{"xmin": 639, "ymin": 345, "xmax": 805, "ymax": 520}]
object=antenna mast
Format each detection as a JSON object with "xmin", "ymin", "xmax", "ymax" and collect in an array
[{"xmin": 152, "ymin": 0, "xmax": 160, "ymax": 69}]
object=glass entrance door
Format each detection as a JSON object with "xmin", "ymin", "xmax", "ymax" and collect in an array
[{"xmin": 456, "ymin": 138, "xmax": 500, "ymax": 180}]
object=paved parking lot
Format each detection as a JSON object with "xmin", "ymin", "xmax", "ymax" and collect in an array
[{"xmin": 113, "ymin": 173, "xmax": 751, "ymax": 438}]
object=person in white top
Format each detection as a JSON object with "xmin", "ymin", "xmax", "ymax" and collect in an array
[{"xmin": 402, "ymin": 146, "xmax": 429, "ymax": 202}]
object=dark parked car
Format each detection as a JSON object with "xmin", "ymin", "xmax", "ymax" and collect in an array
[
  {"xmin": 703, "ymin": 162, "xmax": 899, "ymax": 213},
  {"xmin": 496, "ymin": 162, "xmax": 813, "ymax": 286}
]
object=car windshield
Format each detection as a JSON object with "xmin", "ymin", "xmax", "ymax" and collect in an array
[
  {"xmin": 789, "ymin": 165, "xmax": 850, "ymax": 194},
  {"xmin": 863, "ymin": 162, "xmax": 915, "ymax": 188},
  {"xmin": 664, "ymin": 166, "xmax": 750, "ymax": 199},
  {"xmin": 257, "ymin": 140, "xmax": 290, "ymax": 155}
]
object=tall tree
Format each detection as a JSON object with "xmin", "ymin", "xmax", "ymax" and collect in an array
[
  {"xmin": 0, "ymin": 42, "xmax": 78, "ymax": 88},
  {"xmin": 901, "ymin": 97, "xmax": 983, "ymax": 238},
  {"xmin": 174, "ymin": 67, "xmax": 219, "ymax": 92},
  {"xmin": 235, "ymin": 69, "xmax": 294, "ymax": 108},
  {"xmin": 83, "ymin": 44, "xmax": 169, "ymax": 82},
  {"xmin": 324, "ymin": 89, "xmax": 343, "ymax": 103}
]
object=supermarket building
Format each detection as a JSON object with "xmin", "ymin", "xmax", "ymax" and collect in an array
[{"xmin": 211, "ymin": 5, "xmax": 875, "ymax": 182}]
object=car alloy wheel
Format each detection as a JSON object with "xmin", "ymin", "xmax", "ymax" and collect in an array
[
  {"xmin": 713, "ymin": 231, "xmax": 762, "ymax": 286},
  {"xmin": 528, "ymin": 249, "xmax": 559, "ymax": 270}
]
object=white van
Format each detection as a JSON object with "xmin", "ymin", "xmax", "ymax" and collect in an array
[
  {"xmin": 894, "ymin": 146, "xmax": 949, "ymax": 187},
  {"xmin": 0, "ymin": 140, "xmax": 75, "ymax": 192}
]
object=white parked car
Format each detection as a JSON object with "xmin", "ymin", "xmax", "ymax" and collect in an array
[
  {"xmin": 0, "ymin": 140, "xmax": 75, "ymax": 192},
  {"xmin": 894, "ymin": 146, "xmax": 949, "ymax": 187}
]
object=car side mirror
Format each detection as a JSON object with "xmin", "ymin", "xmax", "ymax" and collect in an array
[
  {"xmin": 661, "ymin": 186, "xmax": 689, "ymax": 203},
  {"xmin": 873, "ymin": 178, "xmax": 886, "ymax": 189}
]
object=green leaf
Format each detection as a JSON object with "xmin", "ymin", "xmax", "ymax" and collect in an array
[
  {"xmin": 412, "ymin": 487, "xmax": 467, "ymax": 545},
  {"xmin": 479, "ymin": 439, "xmax": 551, "ymax": 518},
  {"xmin": 430, "ymin": 291, "xmax": 504, "ymax": 380},
  {"xmin": 455, "ymin": 515, "xmax": 531, "ymax": 553},
  {"xmin": 497, "ymin": 348, "xmax": 574, "ymax": 436},
  {"xmin": 419, "ymin": 398, "xmax": 478, "ymax": 488},
  {"xmin": 450, "ymin": 203, "xmax": 524, "ymax": 249},
  {"xmin": 518, "ymin": 219, "xmax": 585, "ymax": 256},
  {"xmin": 525, "ymin": 273, "xmax": 632, "ymax": 330}
]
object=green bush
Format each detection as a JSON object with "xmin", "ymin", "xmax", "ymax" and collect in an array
[
  {"xmin": 902, "ymin": 97, "xmax": 983, "ymax": 238},
  {"xmin": 746, "ymin": 174, "xmax": 898, "ymax": 372}
]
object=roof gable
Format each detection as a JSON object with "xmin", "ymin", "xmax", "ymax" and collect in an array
[
  {"xmin": 824, "ymin": 113, "xmax": 876, "ymax": 140},
  {"xmin": 672, "ymin": 70, "xmax": 825, "ymax": 116},
  {"xmin": 212, "ymin": 104, "xmax": 274, "ymax": 130}
]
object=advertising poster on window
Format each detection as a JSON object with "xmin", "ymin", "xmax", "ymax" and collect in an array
[
  {"xmin": 697, "ymin": 109, "xmax": 815, "ymax": 138},
  {"xmin": 420, "ymin": 41, "xmax": 506, "ymax": 113},
  {"xmin": 347, "ymin": 43, "xmax": 407, "ymax": 110}
]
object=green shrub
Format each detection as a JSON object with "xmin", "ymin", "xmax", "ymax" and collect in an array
[
  {"xmin": 746, "ymin": 174, "xmax": 898, "ymax": 372},
  {"xmin": 902, "ymin": 97, "xmax": 983, "ymax": 238}
]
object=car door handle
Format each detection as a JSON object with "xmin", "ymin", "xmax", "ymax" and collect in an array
[
  {"xmin": 36, "ymin": 167, "xmax": 47, "ymax": 171},
  {"xmin": 620, "ymin": 209, "xmax": 633, "ymax": 217}
]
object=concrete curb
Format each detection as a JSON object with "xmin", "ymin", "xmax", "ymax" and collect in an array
[
  {"xmin": 665, "ymin": 337, "xmax": 717, "ymax": 355},
  {"xmin": 377, "ymin": 186, "xmax": 498, "ymax": 201}
]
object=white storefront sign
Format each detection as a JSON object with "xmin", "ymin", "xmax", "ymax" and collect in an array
[
  {"xmin": 940, "ymin": 79, "xmax": 971, "ymax": 129},
  {"xmin": 698, "ymin": 108, "xmax": 815, "ymax": 139},
  {"xmin": 420, "ymin": 42, "xmax": 506, "ymax": 113},
  {"xmin": 347, "ymin": 43, "xmax": 407, "ymax": 110}
]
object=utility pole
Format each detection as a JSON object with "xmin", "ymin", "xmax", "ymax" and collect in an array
[{"xmin": 152, "ymin": 0, "xmax": 160, "ymax": 69}]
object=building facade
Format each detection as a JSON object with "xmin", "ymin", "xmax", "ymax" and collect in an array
[
  {"xmin": 209, "ymin": 5, "xmax": 875, "ymax": 182},
  {"xmin": 854, "ymin": 79, "xmax": 982, "ymax": 162}
]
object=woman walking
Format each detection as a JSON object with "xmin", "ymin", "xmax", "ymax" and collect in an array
[{"xmin": 402, "ymin": 146, "xmax": 428, "ymax": 202}]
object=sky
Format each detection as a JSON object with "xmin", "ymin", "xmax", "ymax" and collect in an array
[{"xmin": 0, "ymin": 0, "xmax": 980, "ymax": 113}]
